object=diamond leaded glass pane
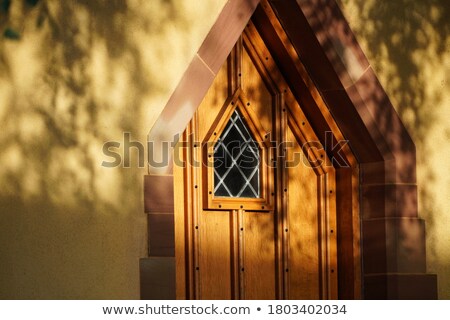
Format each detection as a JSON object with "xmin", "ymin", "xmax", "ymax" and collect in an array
[{"xmin": 214, "ymin": 110, "xmax": 260, "ymax": 198}]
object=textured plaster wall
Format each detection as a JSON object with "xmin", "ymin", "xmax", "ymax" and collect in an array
[
  {"xmin": 0, "ymin": 0, "xmax": 226, "ymax": 299},
  {"xmin": 339, "ymin": 0, "xmax": 450, "ymax": 299}
]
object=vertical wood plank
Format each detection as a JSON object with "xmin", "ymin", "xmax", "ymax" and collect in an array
[
  {"xmin": 324, "ymin": 169, "xmax": 338, "ymax": 299},
  {"xmin": 190, "ymin": 114, "xmax": 201, "ymax": 299},
  {"xmin": 238, "ymin": 209, "xmax": 245, "ymax": 299},
  {"xmin": 198, "ymin": 210, "xmax": 233, "ymax": 299},
  {"xmin": 197, "ymin": 58, "xmax": 230, "ymax": 142},
  {"xmin": 174, "ymin": 138, "xmax": 187, "ymax": 299},
  {"xmin": 242, "ymin": 44, "xmax": 273, "ymax": 133},
  {"xmin": 183, "ymin": 128, "xmax": 196, "ymax": 299},
  {"xmin": 231, "ymin": 210, "xmax": 240, "ymax": 299},
  {"xmin": 243, "ymin": 211, "xmax": 276, "ymax": 299},
  {"xmin": 279, "ymin": 93, "xmax": 289, "ymax": 300},
  {"xmin": 286, "ymin": 124, "xmax": 321, "ymax": 299}
]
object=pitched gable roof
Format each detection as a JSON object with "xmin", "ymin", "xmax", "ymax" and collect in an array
[{"xmin": 148, "ymin": 0, "xmax": 416, "ymax": 185}]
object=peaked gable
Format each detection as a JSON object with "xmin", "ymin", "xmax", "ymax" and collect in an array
[
  {"xmin": 148, "ymin": 0, "xmax": 414, "ymax": 183},
  {"xmin": 143, "ymin": 0, "xmax": 437, "ymax": 299}
]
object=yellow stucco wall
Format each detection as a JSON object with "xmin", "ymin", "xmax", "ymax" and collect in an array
[
  {"xmin": 339, "ymin": 0, "xmax": 450, "ymax": 299},
  {"xmin": 0, "ymin": 0, "xmax": 448, "ymax": 299},
  {"xmin": 0, "ymin": 0, "xmax": 226, "ymax": 299}
]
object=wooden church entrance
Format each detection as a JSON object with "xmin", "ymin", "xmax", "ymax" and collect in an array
[
  {"xmin": 143, "ymin": 0, "xmax": 437, "ymax": 300},
  {"xmin": 174, "ymin": 22, "xmax": 340, "ymax": 300}
]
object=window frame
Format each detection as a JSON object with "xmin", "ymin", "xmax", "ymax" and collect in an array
[
  {"xmin": 202, "ymin": 91, "xmax": 274, "ymax": 211},
  {"xmin": 213, "ymin": 108, "xmax": 261, "ymax": 198}
]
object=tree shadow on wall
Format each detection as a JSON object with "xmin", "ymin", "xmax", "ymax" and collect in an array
[
  {"xmin": 340, "ymin": 0, "xmax": 449, "ymax": 142},
  {"xmin": 0, "ymin": 0, "xmax": 147, "ymax": 213},
  {"xmin": 341, "ymin": 0, "xmax": 450, "ymax": 255},
  {"xmin": 338, "ymin": 0, "xmax": 450, "ymax": 294},
  {"xmin": 0, "ymin": 0, "xmax": 201, "ymax": 299}
]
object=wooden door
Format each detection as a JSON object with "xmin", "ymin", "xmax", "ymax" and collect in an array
[{"xmin": 174, "ymin": 24, "xmax": 337, "ymax": 300}]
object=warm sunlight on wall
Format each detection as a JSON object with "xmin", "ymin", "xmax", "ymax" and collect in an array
[
  {"xmin": 0, "ymin": 0, "xmax": 226, "ymax": 299},
  {"xmin": 339, "ymin": 0, "xmax": 450, "ymax": 299}
]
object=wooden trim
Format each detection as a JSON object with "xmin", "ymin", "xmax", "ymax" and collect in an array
[
  {"xmin": 263, "ymin": 0, "xmax": 436, "ymax": 298},
  {"xmin": 242, "ymin": 32, "xmax": 280, "ymax": 95},
  {"xmin": 244, "ymin": 17, "xmax": 354, "ymax": 173},
  {"xmin": 254, "ymin": 0, "xmax": 362, "ymax": 298},
  {"xmin": 237, "ymin": 209, "xmax": 245, "ymax": 299},
  {"xmin": 246, "ymin": 20, "xmax": 339, "ymax": 298},
  {"xmin": 203, "ymin": 92, "xmax": 274, "ymax": 211},
  {"xmin": 174, "ymin": 143, "xmax": 187, "ymax": 299},
  {"xmin": 287, "ymin": 113, "xmax": 338, "ymax": 299},
  {"xmin": 324, "ymin": 170, "xmax": 338, "ymax": 299},
  {"xmin": 190, "ymin": 114, "xmax": 202, "ymax": 299},
  {"xmin": 254, "ymin": 2, "xmax": 356, "ymax": 167},
  {"xmin": 229, "ymin": 37, "xmax": 242, "ymax": 94},
  {"xmin": 231, "ymin": 210, "xmax": 240, "ymax": 299},
  {"xmin": 277, "ymin": 92, "xmax": 287, "ymax": 299}
]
